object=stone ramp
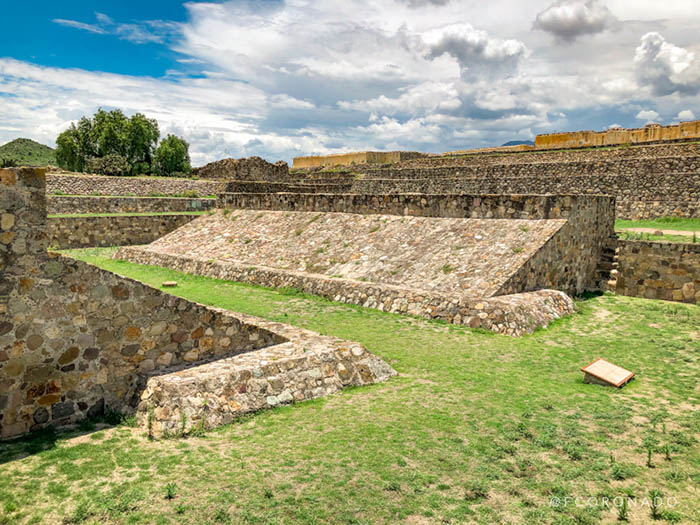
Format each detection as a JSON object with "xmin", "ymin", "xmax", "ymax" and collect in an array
[
  {"xmin": 117, "ymin": 210, "xmax": 566, "ymax": 299},
  {"xmin": 138, "ymin": 329, "xmax": 395, "ymax": 437}
]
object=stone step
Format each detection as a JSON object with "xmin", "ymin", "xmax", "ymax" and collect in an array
[{"xmin": 137, "ymin": 338, "xmax": 396, "ymax": 437}]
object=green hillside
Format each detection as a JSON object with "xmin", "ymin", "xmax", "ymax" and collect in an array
[{"xmin": 0, "ymin": 138, "xmax": 56, "ymax": 166}]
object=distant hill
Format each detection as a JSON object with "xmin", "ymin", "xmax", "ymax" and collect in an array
[
  {"xmin": 501, "ymin": 140, "xmax": 534, "ymax": 147},
  {"xmin": 0, "ymin": 138, "xmax": 56, "ymax": 166}
]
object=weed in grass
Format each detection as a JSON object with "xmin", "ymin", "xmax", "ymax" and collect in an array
[
  {"xmin": 616, "ymin": 497, "xmax": 629, "ymax": 522},
  {"xmin": 164, "ymin": 482, "xmax": 177, "ymax": 500},
  {"xmin": 663, "ymin": 443, "xmax": 672, "ymax": 461},
  {"xmin": 464, "ymin": 480, "xmax": 489, "ymax": 502},
  {"xmin": 649, "ymin": 489, "xmax": 663, "ymax": 520},
  {"xmin": 611, "ymin": 462, "xmax": 637, "ymax": 481}
]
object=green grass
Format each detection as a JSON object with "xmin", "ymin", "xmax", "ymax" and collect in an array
[
  {"xmin": 0, "ymin": 138, "xmax": 56, "ymax": 166},
  {"xmin": 47, "ymin": 211, "xmax": 207, "ymax": 219},
  {"xmin": 616, "ymin": 217, "xmax": 700, "ymax": 232},
  {"xmin": 1, "ymin": 247, "xmax": 698, "ymax": 524}
]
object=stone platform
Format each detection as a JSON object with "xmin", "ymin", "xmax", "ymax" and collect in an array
[
  {"xmin": 114, "ymin": 208, "xmax": 579, "ymax": 335},
  {"xmin": 139, "ymin": 320, "xmax": 395, "ymax": 436}
]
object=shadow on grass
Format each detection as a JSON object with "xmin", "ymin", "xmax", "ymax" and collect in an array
[{"xmin": 0, "ymin": 411, "xmax": 136, "ymax": 466}]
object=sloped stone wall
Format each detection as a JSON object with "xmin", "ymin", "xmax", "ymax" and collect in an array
[
  {"xmin": 217, "ymin": 193, "xmax": 615, "ymax": 296},
  {"xmin": 615, "ymin": 240, "xmax": 700, "ymax": 304}
]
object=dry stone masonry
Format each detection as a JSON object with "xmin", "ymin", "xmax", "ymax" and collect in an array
[
  {"xmin": 47, "ymin": 173, "xmax": 225, "ymax": 197},
  {"xmin": 192, "ymin": 156, "xmax": 289, "ymax": 181},
  {"xmin": 614, "ymin": 240, "xmax": 700, "ymax": 304},
  {"xmin": 48, "ymin": 196, "xmax": 215, "ymax": 215},
  {"xmin": 0, "ymin": 168, "xmax": 395, "ymax": 439},
  {"xmin": 48, "ymin": 214, "xmax": 199, "ymax": 249},
  {"xmin": 116, "ymin": 191, "xmax": 614, "ymax": 334}
]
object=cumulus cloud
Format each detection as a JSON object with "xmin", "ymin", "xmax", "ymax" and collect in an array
[
  {"xmin": 677, "ymin": 109, "xmax": 696, "ymax": 120},
  {"xmin": 534, "ymin": 0, "xmax": 617, "ymax": 43},
  {"xmin": 634, "ymin": 32, "xmax": 700, "ymax": 96},
  {"xmin": 422, "ymin": 24, "xmax": 527, "ymax": 81},
  {"xmin": 7, "ymin": 1, "xmax": 700, "ymax": 162},
  {"xmin": 635, "ymin": 109, "xmax": 660, "ymax": 122}
]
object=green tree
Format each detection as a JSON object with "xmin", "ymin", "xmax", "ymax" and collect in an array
[
  {"xmin": 155, "ymin": 134, "xmax": 191, "ymax": 176},
  {"xmin": 56, "ymin": 124, "xmax": 83, "ymax": 172},
  {"xmin": 92, "ymin": 108, "xmax": 129, "ymax": 158},
  {"xmin": 55, "ymin": 108, "xmax": 188, "ymax": 176},
  {"xmin": 127, "ymin": 113, "xmax": 160, "ymax": 174}
]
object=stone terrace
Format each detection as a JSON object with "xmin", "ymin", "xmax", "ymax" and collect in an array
[
  {"xmin": 122, "ymin": 210, "xmax": 566, "ymax": 298},
  {"xmin": 0, "ymin": 168, "xmax": 395, "ymax": 439}
]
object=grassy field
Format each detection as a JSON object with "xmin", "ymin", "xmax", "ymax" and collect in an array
[
  {"xmin": 1, "ymin": 248, "xmax": 698, "ymax": 525},
  {"xmin": 615, "ymin": 218, "xmax": 700, "ymax": 233}
]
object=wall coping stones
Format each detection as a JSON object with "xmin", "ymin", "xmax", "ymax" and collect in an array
[{"xmin": 114, "ymin": 246, "xmax": 576, "ymax": 336}]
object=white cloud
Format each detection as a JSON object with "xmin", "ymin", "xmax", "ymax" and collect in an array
[
  {"xmin": 4, "ymin": 1, "xmax": 700, "ymax": 163},
  {"xmin": 635, "ymin": 109, "xmax": 660, "ymax": 122},
  {"xmin": 422, "ymin": 24, "xmax": 527, "ymax": 81},
  {"xmin": 677, "ymin": 109, "xmax": 696, "ymax": 120},
  {"xmin": 52, "ymin": 19, "xmax": 106, "ymax": 34},
  {"xmin": 53, "ymin": 13, "xmax": 176, "ymax": 44},
  {"xmin": 634, "ymin": 32, "xmax": 700, "ymax": 96},
  {"xmin": 534, "ymin": 0, "xmax": 617, "ymax": 43}
]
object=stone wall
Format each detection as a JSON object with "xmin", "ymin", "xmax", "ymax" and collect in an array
[
  {"xmin": 0, "ymin": 168, "xmax": 396, "ymax": 439},
  {"xmin": 223, "ymin": 171, "xmax": 699, "ymax": 220},
  {"xmin": 47, "ymin": 173, "xmax": 225, "ymax": 197},
  {"xmin": 615, "ymin": 240, "xmax": 700, "ymax": 304},
  {"xmin": 0, "ymin": 168, "xmax": 281, "ymax": 437},
  {"xmin": 47, "ymin": 214, "xmax": 199, "ymax": 249},
  {"xmin": 115, "ymin": 247, "xmax": 575, "ymax": 337},
  {"xmin": 535, "ymin": 120, "xmax": 700, "ymax": 150},
  {"xmin": 293, "ymin": 151, "xmax": 426, "ymax": 169},
  {"xmin": 48, "ymin": 196, "xmax": 215, "ymax": 215},
  {"xmin": 192, "ymin": 157, "xmax": 289, "ymax": 181},
  {"xmin": 217, "ymin": 193, "xmax": 616, "ymax": 296}
]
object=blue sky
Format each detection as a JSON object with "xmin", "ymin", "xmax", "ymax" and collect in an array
[{"xmin": 1, "ymin": 0, "xmax": 699, "ymax": 165}]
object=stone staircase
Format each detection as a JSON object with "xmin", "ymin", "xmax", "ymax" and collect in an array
[{"xmin": 594, "ymin": 234, "xmax": 620, "ymax": 292}]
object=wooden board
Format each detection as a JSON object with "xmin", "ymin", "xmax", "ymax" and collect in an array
[{"xmin": 581, "ymin": 358, "xmax": 634, "ymax": 388}]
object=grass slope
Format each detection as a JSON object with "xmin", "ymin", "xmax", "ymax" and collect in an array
[
  {"xmin": 1, "ymin": 247, "xmax": 698, "ymax": 524},
  {"xmin": 0, "ymin": 138, "xmax": 56, "ymax": 166}
]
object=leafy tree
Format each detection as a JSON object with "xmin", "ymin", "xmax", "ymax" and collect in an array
[
  {"xmin": 55, "ymin": 109, "xmax": 184, "ymax": 176},
  {"xmin": 86, "ymin": 154, "xmax": 130, "ymax": 176},
  {"xmin": 155, "ymin": 135, "xmax": 191, "ymax": 176},
  {"xmin": 56, "ymin": 124, "xmax": 83, "ymax": 172},
  {"xmin": 127, "ymin": 113, "xmax": 159, "ymax": 174}
]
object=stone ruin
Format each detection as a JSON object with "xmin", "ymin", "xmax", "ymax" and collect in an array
[
  {"xmin": 0, "ymin": 168, "xmax": 395, "ymax": 439},
  {"xmin": 192, "ymin": 156, "xmax": 289, "ymax": 181},
  {"xmin": 116, "ymin": 192, "xmax": 616, "ymax": 335}
]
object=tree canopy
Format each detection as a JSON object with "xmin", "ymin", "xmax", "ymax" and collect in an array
[{"xmin": 55, "ymin": 109, "xmax": 190, "ymax": 176}]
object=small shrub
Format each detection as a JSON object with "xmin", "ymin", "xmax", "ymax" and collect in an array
[
  {"xmin": 0, "ymin": 158, "xmax": 18, "ymax": 168},
  {"xmin": 86, "ymin": 154, "xmax": 130, "ymax": 177}
]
